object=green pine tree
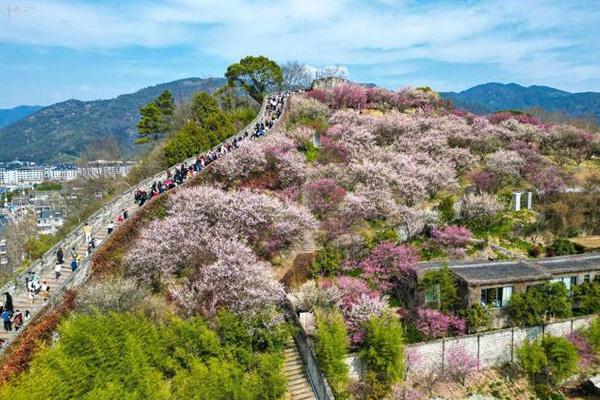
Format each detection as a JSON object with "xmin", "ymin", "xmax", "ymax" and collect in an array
[{"xmin": 136, "ymin": 102, "xmax": 168, "ymax": 143}]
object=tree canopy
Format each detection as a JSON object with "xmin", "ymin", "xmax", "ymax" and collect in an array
[
  {"xmin": 225, "ymin": 56, "xmax": 283, "ymax": 103},
  {"xmin": 136, "ymin": 90, "xmax": 175, "ymax": 143},
  {"xmin": 162, "ymin": 92, "xmax": 235, "ymax": 165}
]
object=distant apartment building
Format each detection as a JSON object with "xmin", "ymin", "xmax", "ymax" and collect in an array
[
  {"xmin": 0, "ymin": 161, "xmax": 134, "ymax": 185},
  {"xmin": 37, "ymin": 209, "xmax": 64, "ymax": 234}
]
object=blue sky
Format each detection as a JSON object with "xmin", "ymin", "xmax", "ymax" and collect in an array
[{"xmin": 1, "ymin": 0, "xmax": 600, "ymax": 108}]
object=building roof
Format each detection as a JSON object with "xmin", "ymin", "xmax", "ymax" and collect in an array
[
  {"xmin": 418, "ymin": 252, "xmax": 600, "ymax": 286},
  {"xmin": 39, "ymin": 209, "xmax": 62, "ymax": 219},
  {"xmin": 417, "ymin": 259, "xmax": 551, "ymax": 286},
  {"xmin": 537, "ymin": 253, "xmax": 600, "ymax": 275}
]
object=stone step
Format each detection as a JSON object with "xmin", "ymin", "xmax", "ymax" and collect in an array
[
  {"xmin": 290, "ymin": 385, "xmax": 316, "ymax": 400},
  {"xmin": 284, "ymin": 364, "xmax": 305, "ymax": 375},
  {"xmin": 283, "ymin": 346, "xmax": 316, "ymax": 400}
]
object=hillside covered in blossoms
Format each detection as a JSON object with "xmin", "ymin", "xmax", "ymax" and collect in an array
[{"xmin": 1, "ymin": 77, "xmax": 599, "ymax": 400}]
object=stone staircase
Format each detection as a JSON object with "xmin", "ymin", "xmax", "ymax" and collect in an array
[
  {"xmin": 284, "ymin": 345, "xmax": 316, "ymax": 400},
  {"xmin": 299, "ymin": 231, "xmax": 319, "ymax": 254},
  {"xmin": 0, "ymin": 227, "xmax": 111, "ymax": 343}
]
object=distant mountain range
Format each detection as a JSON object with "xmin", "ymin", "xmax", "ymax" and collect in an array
[
  {"xmin": 0, "ymin": 78, "xmax": 225, "ymax": 162},
  {"xmin": 441, "ymin": 83, "xmax": 600, "ymax": 121},
  {"xmin": 0, "ymin": 105, "xmax": 43, "ymax": 128}
]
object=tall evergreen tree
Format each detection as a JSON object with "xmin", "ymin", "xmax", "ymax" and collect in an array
[
  {"xmin": 154, "ymin": 90, "xmax": 175, "ymax": 119},
  {"xmin": 136, "ymin": 90, "xmax": 175, "ymax": 144},
  {"xmin": 136, "ymin": 103, "xmax": 167, "ymax": 143}
]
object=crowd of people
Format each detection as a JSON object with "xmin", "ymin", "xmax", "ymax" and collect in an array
[
  {"xmin": 133, "ymin": 93, "xmax": 288, "ymax": 206},
  {"xmin": 1, "ymin": 291, "xmax": 29, "ymax": 335},
  {"xmin": 0, "ymin": 92, "xmax": 289, "ymax": 346}
]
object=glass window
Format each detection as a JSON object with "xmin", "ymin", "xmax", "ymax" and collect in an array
[
  {"xmin": 424, "ymin": 284, "xmax": 441, "ymax": 309},
  {"xmin": 552, "ymin": 276, "xmax": 578, "ymax": 292},
  {"xmin": 481, "ymin": 287, "xmax": 511, "ymax": 308},
  {"xmin": 570, "ymin": 276, "xmax": 577, "ymax": 287},
  {"xmin": 584, "ymin": 274, "xmax": 591, "ymax": 283}
]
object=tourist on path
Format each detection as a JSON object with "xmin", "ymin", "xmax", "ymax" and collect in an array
[
  {"xmin": 71, "ymin": 258, "xmax": 78, "ymax": 272},
  {"xmin": 56, "ymin": 247, "xmax": 64, "ymax": 265},
  {"xmin": 107, "ymin": 221, "xmax": 115, "ymax": 235},
  {"xmin": 55, "ymin": 263, "xmax": 62, "ymax": 280},
  {"xmin": 41, "ymin": 282, "xmax": 50, "ymax": 303},
  {"xmin": 1, "ymin": 309, "xmax": 12, "ymax": 331},
  {"xmin": 84, "ymin": 223, "xmax": 92, "ymax": 243},
  {"xmin": 3, "ymin": 292, "xmax": 13, "ymax": 314},
  {"xmin": 12, "ymin": 310, "xmax": 23, "ymax": 331}
]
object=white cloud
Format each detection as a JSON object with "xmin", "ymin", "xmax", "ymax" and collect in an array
[{"xmin": 1, "ymin": 0, "xmax": 599, "ymax": 90}]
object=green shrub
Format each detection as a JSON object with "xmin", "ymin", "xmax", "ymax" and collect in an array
[
  {"xmin": 546, "ymin": 238, "xmax": 576, "ymax": 257},
  {"xmin": 436, "ymin": 196, "xmax": 455, "ymax": 224},
  {"xmin": 517, "ymin": 335, "xmax": 579, "ymax": 389},
  {"xmin": 460, "ymin": 303, "xmax": 492, "ymax": 331},
  {"xmin": 506, "ymin": 282, "xmax": 572, "ymax": 326},
  {"xmin": 304, "ymin": 141, "xmax": 320, "ymax": 163},
  {"xmin": 33, "ymin": 181, "xmax": 62, "ymax": 191},
  {"xmin": 163, "ymin": 92, "xmax": 236, "ymax": 165},
  {"xmin": 163, "ymin": 121, "xmax": 211, "ymax": 165},
  {"xmin": 311, "ymin": 243, "xmax": 347, "ymax": 277},
  {"xmin": 363, "ymin": 221, "xmax": 399, "ymax": 249},
  {"xmin": 226, "ymin": 106, "xmax": 258, "ymax": 131},
  {"xmin": 586, "ymin": 317, "xmax": 600, "ymax": 354},
  {"xmin": 419, "ymin": 265, "xmax": 459, "ymax": 313},
  {"xmin": 0, "ymin": 312, "xmax": 287, "ymax": 400},
  {"xmin": 572, "ymin": 282, "xmax": 600, "ymax": 315},
  {"xmin": 314, "ymin": 310, "xmax": 349, "ymax": 398},
  {"xmin": 359, "ymin": 314, "xmax": 404, "ymax": 391}
]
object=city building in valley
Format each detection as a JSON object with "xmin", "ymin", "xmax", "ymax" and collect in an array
[
  {"xmin": 37, "ymin": 209, "xmax": 64, "ymax": 234},
  {"xmin": 0, "ymin": 161, "xmax": 134, "ymax": 185}
]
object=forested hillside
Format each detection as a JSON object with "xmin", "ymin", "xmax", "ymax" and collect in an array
[
  {"xmin": 442, "ymin": 82, "xmax": 600, "ymax": 121},
  {"xmin": 0, "ymin": 78, "xmax": 225, "ymax": 162},
  {"xmin": 0, "ymin": 106, "xmax": 42, "ymax": 128}
]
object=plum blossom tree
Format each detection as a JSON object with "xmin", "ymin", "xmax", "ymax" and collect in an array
[
  {"xmin": 319, "ymin": 276, "xmax": 387, "ymax": 345},
  {"xmin": 304, "ymin": 178, "xmax": 347, "ymax": 218},
  {"xmin": 528, "ymin": 166, "xmax": 566, "ymax": 196},
  {"xmin": 170, "ymin": 239, "xmax": 285, "ymax": 318},
  {"xmin": 413, "ymin": 308, "xmax": 466, "ymax": 339},
  {"xmin": 317, "ymin": 135, "xmax": 349, "ymax": 164},
  {"xmin": 485, "ymin": 150, "xmax": 525, "ymax": 178},
  {"xmin": 470, "ymin": 170, "xmax": 498, "ymax": 193},
  {"xmin": 445, "ymin": 344, "xmax": 479, "ymax": 386},
  {"xmin": 125, "ymin": 186, "xmax": 316, "ymax": 285},
  {"xmin": 459, "ymin": 193, "xmax": 503, "ymax": 222},
  {"xmin": 210, "ymin": 135, "xmax": 308, "ymax": 189},
  {"xmin": 355, "ymin": 242, "xmax": 418, "ymax": 292},
  {"xmin": 287, "ymin": 95, "xmax": 331, "ymax": 122},
  {"xmin": 543, "ymin": 125, "xmax": 596, "ymax": 166},
  {"xmin": 332, "ymin": 84, "xmax": 368, "ymax": 109},
  {"xmin": 430, "ymin": 225, "xmax": 472, "ymax": 248},
  {"xmin": 345, "ymin": 294, "xmax": 388, "ymax": 344}
]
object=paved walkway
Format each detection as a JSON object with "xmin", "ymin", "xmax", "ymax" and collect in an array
[{"xmin": 0, "ymin": 94, "xmax": 279, "ymax": 348}]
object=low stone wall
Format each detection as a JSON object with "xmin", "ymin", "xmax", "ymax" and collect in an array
[{"xmin": 346, "ymin": 315, "xmax": 595, "ymax": 379}]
